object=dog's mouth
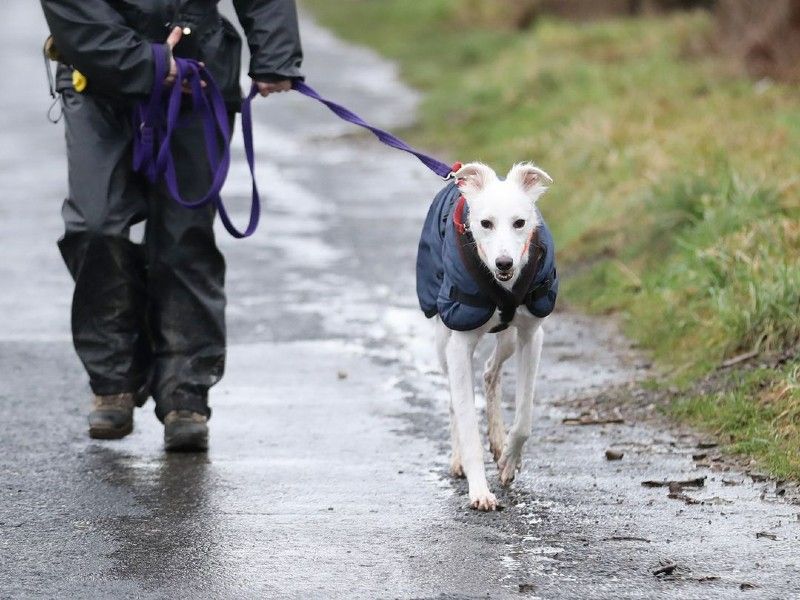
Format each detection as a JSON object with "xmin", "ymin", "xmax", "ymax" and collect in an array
[{"xmin": 495, "ymin": 270, "xmax": 514, "ymax": 282}]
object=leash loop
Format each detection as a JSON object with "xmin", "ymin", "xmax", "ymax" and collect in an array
[
  {"xmin": 132, "ymin": 44, "xmax": 260, "ymax": 238},
  {"xmin": 46, "ymin": 96, "xmax": 63, "ymax": 124},
  {"xmin": 43, "ymin": 37, "xmax": 63, "ymax": 123}
]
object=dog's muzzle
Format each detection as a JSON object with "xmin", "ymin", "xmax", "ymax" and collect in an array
[{"xmin": 495, "ymin": 256, "xmax": 514, "ymax": 281}]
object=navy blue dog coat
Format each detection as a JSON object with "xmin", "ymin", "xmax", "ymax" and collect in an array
[{"xmin": 416, "ymin": 182, "xmax": 558, "ymax": 332}]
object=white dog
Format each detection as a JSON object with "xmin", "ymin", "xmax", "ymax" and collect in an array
[{"xmin": 416, "ymin": 162, "xmax": 557, "ymax": 511}]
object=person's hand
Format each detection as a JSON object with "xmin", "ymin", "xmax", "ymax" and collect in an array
[
  {"xmin": 163, "ymin": 26, "xmax": 205, "ymax": 93},
  {"xmin": 164, "ymin": 26, "xmax": 182, "ymax": 87},
  {"xmin": 253, "ymin": 79, "xmax": 292, "ymax": 97}
]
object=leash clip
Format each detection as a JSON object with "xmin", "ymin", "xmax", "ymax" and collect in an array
[{"xmin": 444, "ymin": 161, "xmax": 463, "ymax": 181}]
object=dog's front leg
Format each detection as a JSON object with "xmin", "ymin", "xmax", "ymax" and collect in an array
[
  {"xmin": 483, "ymin": 329, "xmax": 516, "ymax": 462},
  {"xmin": 436, "ymin": 322, "xmax": 465, "ymax": 477},
  {"xmin": 499, "ymin": 322, "xmax": 544, "ymax": 486},
  {"xmin": 446, "ymin": 330, "xmax": 497, "ymax": 511}
]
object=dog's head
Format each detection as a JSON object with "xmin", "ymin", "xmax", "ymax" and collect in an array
[{"xmin": 455, "ymin": 162, "xmax": 552, "ymax": 286}]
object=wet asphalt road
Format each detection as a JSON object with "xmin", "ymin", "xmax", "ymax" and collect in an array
[{"xmin": 2, "ymin": 2, "xmax": 799, "ymax": 598}]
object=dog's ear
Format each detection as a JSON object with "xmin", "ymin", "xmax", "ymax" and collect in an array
[
  {"xmin": 454, "ymin": 162, "xmax": 496, "ymax": 198},
  {"xmin": 507, "ymin": 163, "xmax": 552, "ymax": 202}
]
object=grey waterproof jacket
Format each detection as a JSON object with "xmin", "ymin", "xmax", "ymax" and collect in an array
[{"xmin": 40, "ymin": 0, "xmax": 303, "ymax": 105}]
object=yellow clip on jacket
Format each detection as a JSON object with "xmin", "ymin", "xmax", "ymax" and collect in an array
[{"xmin": 72, "ymin": 69, "xmax": 87, "ymax": 92}]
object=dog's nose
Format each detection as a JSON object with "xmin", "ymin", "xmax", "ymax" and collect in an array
[{"xmin": 495, "ymin": 256, "xmax": 514, "ymax": 272}]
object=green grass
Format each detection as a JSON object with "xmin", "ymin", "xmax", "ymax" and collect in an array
[
  {"xmin": 302, "ymin": 1, "xmax": 800, "ymax": 476},
  {"xmin": 672, "ymin": 363, "xmax": 800, "ymax": 478}
]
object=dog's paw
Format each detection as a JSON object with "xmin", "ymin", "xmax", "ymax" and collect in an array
[
  {"xmin": 450, "ymin": 457, "xmax": 465, "ymax": 479},
  {"xmin": 498, "ymin": 450, "xmax": 522, "ymax": 486},
  {"xmin": 489, "ymin": 430, "xmax": 506, "ymax": 463},
  {"xmin": 469, "ymin": 489, "xmax": 498, "ymax": 512}
]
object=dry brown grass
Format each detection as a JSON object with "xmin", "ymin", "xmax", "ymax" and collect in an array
[
  {"xmin": 452, "ymin": 0, "xmax": 540, "ymax": 30},
  {"xmin": 715, "ymin": 0, "xmax": 800, "ymax": 82}
]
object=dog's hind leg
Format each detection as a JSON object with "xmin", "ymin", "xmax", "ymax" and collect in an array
[
  {"xmin": 499, "ymin": 321, "xmax": 544, "ymax": 486},
  {"xmin": 446, "ymin": 330, "xmax": 497, "ymax": 510},
  {"xmin": 435, "ymin": 318, "xmax": 450, "ymax": 376},
  {"xmin": 437, "ymin": 322, "xmax": 464, "ymax": 477},
  {"xmin": 483, "ymin": 329, "xmax": 516, "ymax": 463},
  {"xmin": 448, "ymin": 401, "xmax": 464, "ymax": 478}
]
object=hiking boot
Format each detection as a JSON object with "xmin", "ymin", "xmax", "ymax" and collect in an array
[
  {"xmin": 88, "ymin": 393, "xmax": 135, "ymax": 439},
  {"xmin": 164, "ymin": 410, "xmax": 209, "ymax": 452}
]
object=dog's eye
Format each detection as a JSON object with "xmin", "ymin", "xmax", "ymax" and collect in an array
[
  {"xmin": 480, "ymin": 219, "xmax": 493, "ymax": 230},
  {"xmin": 513, "ymin": 219, "xmax": 526, "ymax": 229}
]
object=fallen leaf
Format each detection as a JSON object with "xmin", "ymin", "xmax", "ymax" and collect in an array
[
  {"xmin": 698, "ymin": 496, "xmax": 733, "ymax": 505},
  {"xmin": 697, "ymin": 441, "xmax": 718, "ymax": 449},
  {"xmin": 668, "ymin": 491, "xmax": 701, "ymax": 505},
  {"xmin": 653, "ymin": 560, "xmax": 678, "ymax": 576},
  {"xmin": 642, "ymin": 476, "xmax": 706, "ymax": 489},
  {"xmin": 740, "ymin": 582, "xmax": 757, "ymax": 590},
  {"xmin": 563, "ymin": 415, "xmax": 624, "ymax": 426}
]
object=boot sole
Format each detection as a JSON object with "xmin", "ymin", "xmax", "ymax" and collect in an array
[
  {"xmin": 164, "ymin": 424, "xmax": 209, "ymax": 452},
  {"xmin": 89, "ymin": 422, "xmax": 133, "ymax": 440}
]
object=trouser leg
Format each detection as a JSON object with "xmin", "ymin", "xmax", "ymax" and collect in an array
[
  {"xmin": 58, "ymin": 90, "xmax": 152, "ymax": 397},
  {"xmin": 147, "ymin": 112, "xmax": 228, "ymax": 422}
]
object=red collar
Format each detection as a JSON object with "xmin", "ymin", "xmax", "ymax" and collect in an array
[
  {"xmin": 453, "ymin": 194, "xmax": 468, "ymax": 235},
  {"xmin": 451, "ymin": 162, "xmax": 468, "ymax": 235}
]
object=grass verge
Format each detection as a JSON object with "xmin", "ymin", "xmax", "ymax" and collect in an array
[{"xmin": 301, "ymin": 1, "xmax": 800, "ymax": 476}]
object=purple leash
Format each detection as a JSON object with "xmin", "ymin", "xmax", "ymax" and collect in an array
[
  {"xmin": 291, "ymin": 81, "xmax": 453, "ymax": 179},
  {"xmin": 133, "ymin": 44, "xmax": 259, "ymax": 238},
  {"xmin": 133, "ymin": 45, "xmax": 452, "ymax": 238}
]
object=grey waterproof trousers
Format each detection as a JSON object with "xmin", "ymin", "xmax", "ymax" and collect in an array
[{"xmin": 58, "ymin": 87, "xmax": 227, "ymax": 420}]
